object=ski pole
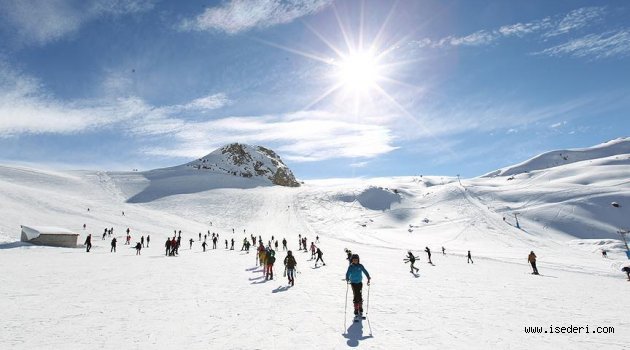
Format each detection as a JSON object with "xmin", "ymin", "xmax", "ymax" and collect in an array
[
  {"xmin": 344, "ymin": 281, "xmax": 349, "ymax": 331},
  {"xmin": 366, "ymin": 282, "xmax": 371, "ymax": 316}
]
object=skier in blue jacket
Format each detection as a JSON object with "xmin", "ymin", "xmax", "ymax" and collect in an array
[{"xmin": 345, "ymin": 254, "xmax": 371, "ymax": 318}]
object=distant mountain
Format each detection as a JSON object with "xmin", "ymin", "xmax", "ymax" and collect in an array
[
  {"xmin": 180, "ymin": 143, "xmax": 300, "ymax": 187},
  {"xmin": 483, "ymin": 137, "xmax": 630, "ymax": 177}
]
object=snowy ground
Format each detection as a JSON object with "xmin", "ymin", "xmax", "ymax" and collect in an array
[{"xmin": 1, "ymin": 152, "xmax": 629, "ymax": 349}]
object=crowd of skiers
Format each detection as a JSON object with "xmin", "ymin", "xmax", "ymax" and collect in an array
[{"xmin": 82, "ymin": 223, "xmax": 630, "ymax": 288}]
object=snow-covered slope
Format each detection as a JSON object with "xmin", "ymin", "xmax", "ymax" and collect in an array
[
  {"xmin": 1, "ymin": 141, "xmax": 629, "ymax": 349},
  {"xmin": 483, "ymin": 137, "xmax": 630, "ymax": 177}
]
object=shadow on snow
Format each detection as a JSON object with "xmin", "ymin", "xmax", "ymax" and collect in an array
[{"xmin": 343, "ymin": 319, "xmax": 373, "ymax": 347}]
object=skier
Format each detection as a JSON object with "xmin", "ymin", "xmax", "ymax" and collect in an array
[
  {"xmin": 302, "ymin": 237, "xmax": 307, "ymax": 251},
  {"xmin": 425, "ymin": 246, "xmax": 432, "ymax": 264},
  {"xmin": 84, "ymin": 234, "xmax": 92, "ymax": 252},
  {"xmin": 225, "ymin": 239, "xmax": 228, "ymax": 249},
  {"xmin": 274, "ymin": 240, "xmax": 279, "ymax": 252},
  {"xmin": 83, "ymin": 223, "xmax": 86, "ymax": 230},
  {"xmin": 111, "ymin": 237, "xmax": 117, "ymax": 253},
  {"xmin": 212, "ymin": 235, "xmax": 218, "ymax": 249},
  {"xmin": 298, "ymin": 234, "xmax": 302, "ymax": 250},
  {"xmin": 102, "ymin": 229, "xmax": 107, "ymax": 240},
  {"xmin": 310, "ymin": 242, "xmax": 317, "ymax": 260},
  {"xmin": 141, "ymin": 235, "xmax": 145, "ymax": 248},
  {"xmin": 165, "ymin": 238, "xmax": 171, "ymax": 256},
  {"xmin": 230, "ymin": 238, "xmax": 235, "ymax": 250},
  {"xmin": 467, "ymin": 250, "xmax": 473, "ymax": 264},
  {"xmin": 622, "ymin": 266, "xmax": 630, "ymax": 281},
  {"xmin": 528, "ymin": 251, "xmax": 539, "ymax": 275},
  {"xmin": 442, "ymin": 246, "xmax": 445, "ymax": 255},
  {"xmin": 346, "ymin": 254, "xmax": 371, "ymax": 320},
  {"xmin": 135, "ymin": 242, "xmax": 142, "ymax": 255},
  {"xmin": 284, "ymin": 250, "xmax": 297, "ymax": 286},
  {"xmin": 171, "ymin": 237, "xmax": 178, "ymax": 256},
  {"xmin": 282, "ymin": 238, "xmax": 287, "ymax": 251},
  {"xmin": 189, "ymin": 238, "xmax": 194, "ymax": 249},
  {"xmin": 315, "ymin": 247, "xmax": 326, "ymax": 267},
  {"xmin": 199, "ymin": 232, "xmax": 202, "ymax": 241},
  {"xmin": 146, "ymin": 235, "xmax": 150, "ymax": 248},
  {"xmin": 202, "ymin": 241, "xmax": 207, "ymax": 252},
  {"xmin": 258, "ymin": 242, "xmax": 266, "ymax": 267},
  {"xmin": 266, "ymin": 250, "xmax": 276, "ymax": 280},
  {"xmin": 601, "ymin": 250, "xmax": 608, "ymax": 258},
  {"xmin": 316, "ymin": 235, "xmax": 320, "ymax": 243},
  {"xmin": 405, "ymin": 251, "xmax": 419, "ymax": 273}
]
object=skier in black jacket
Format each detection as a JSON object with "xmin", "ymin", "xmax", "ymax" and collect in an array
[
  {"xmin": 315, "ymin": 248, "xmax": 326, "ymax": 267},
  {"xmin": 406, "ymin": 251, "xmax": 419, "ymax": 272},
  {"xmin": 284, "ymin": 251, "xmax": 297, "ymax": 286}
]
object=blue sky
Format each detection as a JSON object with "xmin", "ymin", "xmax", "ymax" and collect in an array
[{"xmin": 0, "ymin": 0, "xmax": 628, "ymax": 179}]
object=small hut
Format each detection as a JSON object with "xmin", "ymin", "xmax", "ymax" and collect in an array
[{"xmin": 20, "ymin": 225, "xmax": 79, "ymax": 248}]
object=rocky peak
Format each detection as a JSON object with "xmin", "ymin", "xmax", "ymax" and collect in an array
[{"xmin": 185, "ymin": 143, "xmax": 300, "ymax": 187}]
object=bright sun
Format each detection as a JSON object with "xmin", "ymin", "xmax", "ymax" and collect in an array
[{"xmin": 336, "ymin": 51, "xmax": 382, "ymax": 93}]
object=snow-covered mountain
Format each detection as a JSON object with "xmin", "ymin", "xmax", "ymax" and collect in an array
[
  {"xmin": 483, "ymin": 137, "xmax": 630, "ymax": 177},
  {"xmin": 1, "ymin": 139, "xmax": 629, "ymax": 349},
  {"xmin": 122, "ymin": 143, "xmax": 299, "ymax": 203},
  {"xmin": 181, "ymin": 143, "xmax": 300, "ymax": 187}
]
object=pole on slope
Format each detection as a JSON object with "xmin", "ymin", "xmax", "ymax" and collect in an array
[
  {"xmin": 514, "ymin": 213, "xmax": 521, "ymax": 229},
  {"xmin": 343, "ymin": 282, "xmax": 349, "ymax": 332},
  {"xmin": 366, "ymin": 282, "xmax": 371, "ymax": 316},
  {"xmin": 366, "ymin": 283, "xmax": 373, "ymax": 336}
]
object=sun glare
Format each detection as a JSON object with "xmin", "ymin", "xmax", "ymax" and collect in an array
[{"xmin": 336, "ymin": 51, "xmax": 381, "ymax": 92}]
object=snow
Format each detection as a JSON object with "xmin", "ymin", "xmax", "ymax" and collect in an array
[
  {"xmin": 1, "ymin": 141, "xmax": 630, "ymax": 349},
  {"xmin": 483, "ymin": 137, "xmax": 630, "ymax": 177}
]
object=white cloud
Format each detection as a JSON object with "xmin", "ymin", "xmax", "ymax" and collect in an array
[
  {"xmin": 536, "ymin": 30, "xmax": 630, "ymax": 59},
  {"xmin": 439, "ymin": 30, "xmax": 498, "ymax": 47},
  {"xmin": 413, "ymin": 6, "xmax": 608, "ymax": 51},
  {"xmin": 179, "ymin": 0, "xmax": 333, "ymax": 34},
  {"xmin": 543, "ymin": 7, "xmax": 605, "ymax": 38},
  {"xmin": 0, "ymin": 0, "xmax": 155, "ymax": 46},
  {"xmin": 0, "ymin": 61, "xmax": 394, "ymax": 162},
  {"xmin": 0, "ymin": 62, "xmax": 233, "ymax": 137},
  {"xmin": 139, "ymin": 111, "xmax": 397, "ymax": 162},
  {"xmin": 498, "ymin": 19, "xmax": 552, "ymax": 37},
  {"xmin": 349, "ymin": 161, "xmax": 369, "ymax": 168},
  {"xmin": 184, "ymin": 93, "xmax": 232, "ymax": 110},
  {"xmin": 0, "ymin": 62, "xmax": 135, "ymax": 135}
]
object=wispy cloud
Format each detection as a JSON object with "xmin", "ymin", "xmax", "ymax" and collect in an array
[
  {"xmin": 543, "ymin": 6, "xmax": 605, "ymax": 38},
  {"xmin": 0, "ymin": 61, "xmax": 394, "ymax": 162},
  {"xmin": 0, "ymin": 62, "xmax": 137, "ymax": 135},
  {"xmin": 0, "ymin": 0, "xmax": 155, "ymax": 46},
  {"xmin": 0, "ymin": 62, "xmax": 232, "ymax": 137},
  {"xmin": 412, "ymin": 6, "xmax": 618, "ymax": 58},
  {"xmin": 138, "ymin": 111, "xmax": 397, "ymax": 162},
  {"xmin": 179, "ymin": 0, "xmax": 333, "ymax": 34},
  {"xmin": 535, "ymin": 29, "xmax": 630, "ymax": 59}
]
